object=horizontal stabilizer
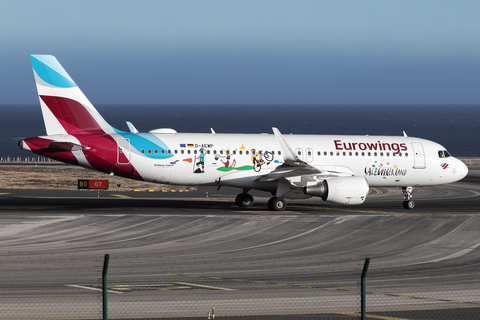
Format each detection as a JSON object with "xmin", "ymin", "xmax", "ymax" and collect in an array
[{"xmin": 48, "ymin": 141, "xmax": 89, "ymax": 151}]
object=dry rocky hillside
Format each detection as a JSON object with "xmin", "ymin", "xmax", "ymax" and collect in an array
[{"xmin": 0, "ymin": 165, "xmax": 192, "ymax": 191}]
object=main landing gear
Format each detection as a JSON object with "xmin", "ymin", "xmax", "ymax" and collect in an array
[
  {"xmin": 267, "ymin": 197, "xmax": 286, "ymax": 211},
  {"xmin": 402, "ymin": 186, "xmax": 415, "ymax": 209},
  {"xmin": 235, "ymin": 191, "xmax": 287, "ymax": 211},
  {"xmin": 235, "ymin": 193, "xmax": 254, "ymax": 208}
]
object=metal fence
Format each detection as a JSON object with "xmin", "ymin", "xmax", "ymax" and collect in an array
[{"xmin": 1, "ymin": 256, "xmax": 479, "ymax": 320}]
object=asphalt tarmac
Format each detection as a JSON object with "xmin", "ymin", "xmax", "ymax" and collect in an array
[{"xmin": 0, "ymin": 167, "xmax": 479, "ymax": 319}]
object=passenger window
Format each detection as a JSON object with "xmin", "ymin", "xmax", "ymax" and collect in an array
[
  {"xmin": 168, "ymin": 150, "xmax": 171, "ymax": 154},
  {"xmin": 317, "ymin": 151, "xmax": 321, "ymax": 156},
  {"xmin": 361, "ymin": 152, "xmax": 365, "ymax": 156},
  {"xmin": 246, "ymin": 151, "xmax": 249, "ymax": 155},
  {"xmin": 239, "ymin": 150, "xmax": 242, "ymax": 155},
  {"xmin": 386, "ymin": 152, "xmax": 389, "ymax": 156},
  {"xmin": 380, "ymin": 152, "xmax": 383, "ymax": 156},
  {"xmin": 187, "ymin": 150, "xmax": 191, "ymax": 154},
  {"xmin": 220, "ymin": 150, "xmax": 224, "ymax": 155},
  {"xmin": 141, "ymin": 149, "xmax": 145, "ymax": 154},
  {"xmin": 405, "ymin": 153, "xmax": 409, "ymax": 157},
  {"xmin": 324, "ymin": 151, "xmax": 327, "ymax": 156},
  {"xmin": 349, "ymin": 152, "xmax": 352, "ymax": 156},
  {"xmin": 148, "ymin": 149, "xmax": 152, "ymax": 154},
  {"xmin": 194, "ymin": 150, "xmax": 197, "ymax": 154},
  {"xmin": 368, "ymin": 152, "xmax": 371, "ymax": 156}
]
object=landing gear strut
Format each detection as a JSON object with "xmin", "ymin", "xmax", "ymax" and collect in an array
[
  {"xmin": 267, "ymin": 197, "xmax": 286, "ymax": 211},
  {"xmin": 235, "ymin": 193, "xmax": 254, "ymax": 208},
  {"xmin": 402, "ymin": 187, "xmax": 415, "ymax": 209}
]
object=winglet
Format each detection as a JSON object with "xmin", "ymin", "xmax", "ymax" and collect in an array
[
  {"xmin": 211, "ymin": 128, "xmax": 216, "ymax": 134},
  {"xmin": 272, "ymin": 127, "xmax": 301, "ymax": 162},
  {"xmin": 126, "ymin": 121, "xmax": 139, "ymax": 133},
  {"xmin": 403, "ymin": 131, "xmax": 408, "ymax": 137}
]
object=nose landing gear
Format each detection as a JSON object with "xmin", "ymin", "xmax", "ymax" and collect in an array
[{"xmin": 402, "ymin": 186, "xmax": 415, "ymax": 209}]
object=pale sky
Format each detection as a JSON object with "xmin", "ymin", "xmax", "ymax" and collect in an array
[{"xmin": 1, "ymin": 0, "xmax": 479, "ymax": 104}]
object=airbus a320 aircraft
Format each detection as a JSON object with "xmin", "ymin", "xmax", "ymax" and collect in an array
[{"xmin": 19, "ymin": 55, "xmax": 468, "ymax": 211}]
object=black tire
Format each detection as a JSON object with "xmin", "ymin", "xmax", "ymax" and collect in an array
[
  {"xmin": 403, "ymin": 200, "xmax": 415, "ymax": 209},
  {"xmin": 268, "ymin": 197, "xmax": 286, "ymax": 211},
  {"xmin": 235, "ymin": 193, "xmax": 254, "ymax": 207}
]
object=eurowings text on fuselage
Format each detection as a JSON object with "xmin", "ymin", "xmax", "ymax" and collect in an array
[{"xmin": 19, "ymin": 55, "xmax": 468, "ymax": 211}]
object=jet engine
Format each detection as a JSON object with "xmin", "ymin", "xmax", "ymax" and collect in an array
[{"xmin": 304, "ymin": 176, "xmax": 369, "ymax": 205}]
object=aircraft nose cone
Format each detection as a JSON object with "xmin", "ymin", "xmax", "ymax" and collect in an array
[{"xmin": 459, "ymin": 160, "xmax": 469, "ymax": 179}]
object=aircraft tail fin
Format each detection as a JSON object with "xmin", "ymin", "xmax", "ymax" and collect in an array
[{"xmin": 30, "ymin": 55, "xmax": 120, "ymax": 136}]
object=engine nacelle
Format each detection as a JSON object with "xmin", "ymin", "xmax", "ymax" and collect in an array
[{"xmin": 304, "ymin": 177, "xmax": 369, "ymax": 205}]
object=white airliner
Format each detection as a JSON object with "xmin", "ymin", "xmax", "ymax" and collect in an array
[{"xmin": 19, "ymin": 55, "xmax": 468, "ymax": 210}]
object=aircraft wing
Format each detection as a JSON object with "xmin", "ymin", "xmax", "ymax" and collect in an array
[{"xmin": 257, "ymin": 128, "xmax": 352, "ymax": 183}]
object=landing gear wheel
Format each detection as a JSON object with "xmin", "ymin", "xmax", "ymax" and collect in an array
[
  {"xmin": 402, "ymin": 187, "xmax": 415, "ymax": 209},
  {"xmin": 267, "ymin": 197, "xmax": 286, "ymax": 211},
  {"xmin": 403, "ymin": 200, "xmax": 415, "ymax": 209},
  {"xmin": 235, "ymin": 193, "xmax": 254, "ymax": 207}
]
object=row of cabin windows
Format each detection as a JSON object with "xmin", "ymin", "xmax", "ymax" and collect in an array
[
  {"xmin": 139, "ymin": 149, "xmax": 281, "ymax": 155},
  {"xmin": 139, "ymin": 148, "xmax": 409, "ymax": 158},
  {"xmin": 313, "ymin": 151, "xmax": 408, "ymax": 157}
]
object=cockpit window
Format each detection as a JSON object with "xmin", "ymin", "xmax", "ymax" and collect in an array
[{"xmin": 438, "ymin": 150, "xmax": 451, "ymax": 158}]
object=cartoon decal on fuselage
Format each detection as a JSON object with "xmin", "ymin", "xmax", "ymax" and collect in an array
[
  {"xmin": 194, "ymin": 147, "xmax": 206, "ymax": 173},
  {"xmin": 216, "ymin": 148, "xmax": 236, "ymax": 169},
  {"xmin": 251, "ymin": 149, "xmax": 274, "ymax": 172},
  {"xmin": 187, "ymin": 144, "xmax": 278, "ymax": 173}
]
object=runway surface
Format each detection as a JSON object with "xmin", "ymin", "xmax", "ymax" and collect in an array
[{"xmin": 0, "ymin": 167, "xmax": 479, "ymax": 319}]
